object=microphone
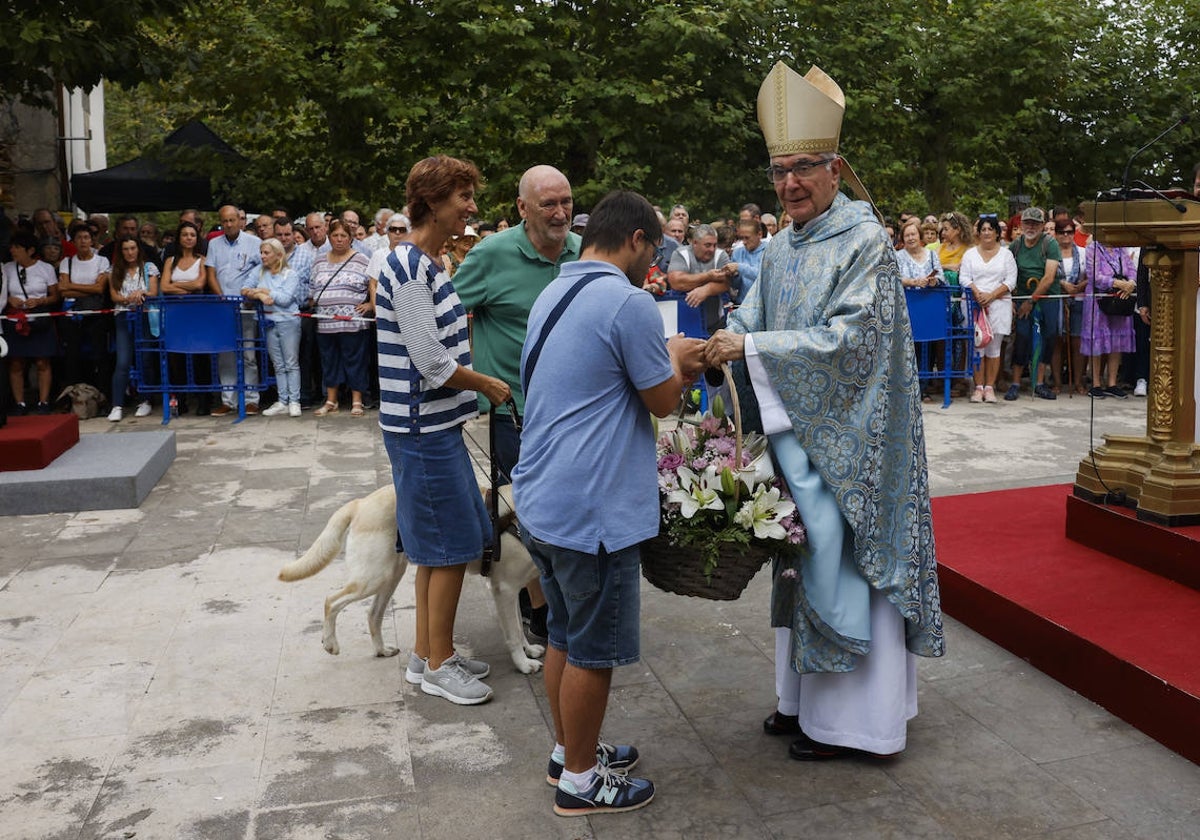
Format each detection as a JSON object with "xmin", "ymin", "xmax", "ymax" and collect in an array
[
  {"xmin": 1131, "ymin": 179, "xmax": 1188, "ymax": 213},
  {"xmin": 1121, "ymin": 114, "xmax": 1191, "ymax": 197}
]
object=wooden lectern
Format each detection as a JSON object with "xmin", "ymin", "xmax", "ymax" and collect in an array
[{"xmin": 1075, "ymin": 196, "xmax": 1200, "ymax": 525}]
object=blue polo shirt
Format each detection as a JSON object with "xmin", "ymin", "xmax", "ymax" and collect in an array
[{"xmin": 512, "ymin": 260, "xmax": 674, "ymax": 554}]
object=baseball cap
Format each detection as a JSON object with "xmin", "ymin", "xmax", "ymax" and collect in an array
[
  {"xmin": 571, "ymin": 214, "xmax": 589, "ymax": 228},
  {"xmin": 1020, "ymin": 207, "xmax": 1045, "ymax": 224}
]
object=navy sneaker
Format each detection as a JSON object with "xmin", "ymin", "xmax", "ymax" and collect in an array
[
  {"xmin": 1003, "ymin": 384, "xmax": 1020, "ymax": 401},
  {"xmin": 547, "ymin": 741, "xmax": 639, "ymax": 786},
  {"xmin": 554, "ymin": 766, "xmax": 654, "ymax": 817},
  {"xmin": 1034, "ymin": 384, "xmax": 1057, "ymax": 400},
  {"xmin": 1105, "ymin": 385, "xmax": 1128, "ymax": 400},
  {"xmin": 1087, "ymin": 386, "xmax": 1108, "ymax": 399}
]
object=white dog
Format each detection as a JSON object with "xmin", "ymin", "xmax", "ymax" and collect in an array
[{"xmin": 278, "ymin": 484, "xmax": 546, "ymax": 673}]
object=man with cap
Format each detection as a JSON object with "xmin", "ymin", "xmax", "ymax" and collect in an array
[
  {"xmin": 570, "ymin": 213, "xmax": 589, "ymax": 236},
  {"xmin": 1006, "ymin": 206, "xmax": 1062, "ymax": 401},
  {"xmin": 705, "ymin": 62, "xmax": 944, "ymax": 762}
]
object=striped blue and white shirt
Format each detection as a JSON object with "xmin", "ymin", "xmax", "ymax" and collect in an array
[{"xmin": 376, "ymin": 243, "xmax": 477, "ymax": 434}]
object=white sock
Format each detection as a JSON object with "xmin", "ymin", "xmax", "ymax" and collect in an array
[
  {"xmin": 559, "ymin": 764, "xmax": 598, "ymax": 791},
  {"xmin": 551, "ymin": 744, "xmax": 565, "ymax": 764}
]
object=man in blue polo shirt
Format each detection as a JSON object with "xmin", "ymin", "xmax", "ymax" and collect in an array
[
  {"xmin": 514, "ymin": 190, "xmax": 705, "ymax": 817},
  {"xmin": 205, "ymin": 204, "xmax": 263, "ymax": 415}
]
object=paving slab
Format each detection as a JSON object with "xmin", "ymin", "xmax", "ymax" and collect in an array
[{"xmin": 1, "ymin": 399, "xmax": 1197, "ymax": 839}]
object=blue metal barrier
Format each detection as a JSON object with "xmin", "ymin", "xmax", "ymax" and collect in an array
[
  {"xmin": 130, "ymin": 295, "xmax": 274, "ymax": 424},
  {"xmin": 655, "ymin": 291, "xmax": 710, "ymax": 412},
  {"xmin": 904, "ymin": 286, "xmax": 979, "ymax": 408}
]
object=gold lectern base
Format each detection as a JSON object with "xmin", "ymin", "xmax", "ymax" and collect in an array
[{"xmin": 1074, "ymin": 434, "xmax": 1200, "ymax": 526}]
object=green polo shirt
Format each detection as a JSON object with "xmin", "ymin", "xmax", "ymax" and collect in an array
[
  {"xmin": 1009, "ymin": 234, "xmax": 1062, "ymax": 298},
  {"xmin": 454, "ymin": 221, "xmax": 582, "ymax": 415}
]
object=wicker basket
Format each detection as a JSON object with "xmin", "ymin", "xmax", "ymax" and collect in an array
[
  {"xmin": 641, "ymin": 362, "xmax": 774, "ymax": 600},
  {"xmin": 641, "ymin": 534, "xmax": 773, "ymax": 600}
]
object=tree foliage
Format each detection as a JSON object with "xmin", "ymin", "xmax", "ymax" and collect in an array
[
  {"xmin": 1, "ymin": 0, "xmax": 195, "ymax": 106},
  {"xmin": 100, "ymin": 0, "xmax": 1200, "ymax": 219}
]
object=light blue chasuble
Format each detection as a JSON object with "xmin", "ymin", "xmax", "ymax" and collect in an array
[{"xmin": 728, "ymin": 192, "xmax": 945, "ymax": 673}]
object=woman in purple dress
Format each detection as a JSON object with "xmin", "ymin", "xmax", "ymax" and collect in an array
[{"xmin": 1080, "ymin": 241, "xmax": 1136, "ymax": 399}]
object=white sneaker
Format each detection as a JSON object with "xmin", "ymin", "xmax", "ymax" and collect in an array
[
  {"xmin": 261, "ymin": 401, "xmax": 288, "ymax": 416},
  {"xmin": 134, "ymin": 401, "xmax": 152, "ymax": 417},
  {"xmin": 107, "ymin": 406, "xmax": 123, "ymax": 422},
  {"xmin": 288, "ymin": 402, "xmax": 302, "ymax": 417},
  {"xmin": 1134, "ymin": 378, "xmax": 1147, "ymax": 397}
]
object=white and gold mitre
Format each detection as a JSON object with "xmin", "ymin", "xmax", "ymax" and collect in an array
[{"xmin": 757, "ymin": 62, "xmax": 844, "ymax": 157}]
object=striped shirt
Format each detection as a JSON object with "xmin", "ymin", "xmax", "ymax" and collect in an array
[
  {"xmin": 376, "ymin": 243, "xmax": 477, "ymax": 434},
  {"xmin": 311, "ymin": 251, "xmax": 371, "ymax": 333}
]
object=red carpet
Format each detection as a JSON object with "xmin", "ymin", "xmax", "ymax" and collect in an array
[
  {"xmin": 0, "ymin": 414, "xmax": 80, "ymax": 471},
  {"xmin": 932, "ymin": 484, "xmax": 1200, "ymax": 763}
]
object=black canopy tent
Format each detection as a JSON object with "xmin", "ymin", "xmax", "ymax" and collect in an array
[{"xmin": 70, "ymin": 121, "xmax": 241, "ymax": 213}]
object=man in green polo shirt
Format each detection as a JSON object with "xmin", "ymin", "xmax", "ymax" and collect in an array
[{"xmin": 455, "ymin": 164, "xmax": 581, "ymax": 638}]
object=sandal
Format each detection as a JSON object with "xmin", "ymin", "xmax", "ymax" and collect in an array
[
  {"xmin": 314, "ymin": 400, "xmax": 339, "ymax": 417},
  {"xmin": 350, "ymin": 402, "xmax": 365, "ymax": 417}
]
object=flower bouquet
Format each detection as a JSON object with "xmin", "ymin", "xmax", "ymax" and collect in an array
[{"xmin": 642, "ymin": 380, "xmax": 806, "ymax": 600}]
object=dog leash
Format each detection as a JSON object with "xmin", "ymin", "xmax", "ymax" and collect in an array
[{"xmin": 479, "ymin": 397, "xmax": 521, "ymax": 577}]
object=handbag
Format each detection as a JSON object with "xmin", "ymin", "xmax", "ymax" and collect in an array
[
  {"xmin": 1094, "ymin": 245, "xmax": 1135, "ymax": 317},
  {"xmin": 974, "ymin": 306, "xmax": 993, "ymax": 347},
  {"xmin": 1098, "ymin": 294, "xmax": 1135, "ymax": 317}
]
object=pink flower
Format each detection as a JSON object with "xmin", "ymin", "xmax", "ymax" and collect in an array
[
  {"xmin": 699, "ymin": 415, "xmax": 724, "ymax": 436},
  {"xmin": 658, "ymin": 452, "xmax": 685, "ymax": 472}
]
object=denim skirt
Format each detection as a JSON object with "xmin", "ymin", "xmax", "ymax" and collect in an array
[{"xmin": 383, "ymin": 425, "xmax": 491, "ymax": 566}]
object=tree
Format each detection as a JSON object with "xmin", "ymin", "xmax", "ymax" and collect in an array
[
  {"xmin": 102, "ymin": 0, "xmax": 1199, "ymax": 218},
  {"xmin": 1, "ymin": 0, "xmax": 195, "ymax": 107}
]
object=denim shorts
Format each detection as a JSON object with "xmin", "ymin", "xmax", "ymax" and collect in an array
[
  {"xmin": 383, "ymin": 426, "xmax": 491, "ymax": 567},
  {"xmin": 522, "ymin": 534, "xmax": 641, "ymax": 669}
]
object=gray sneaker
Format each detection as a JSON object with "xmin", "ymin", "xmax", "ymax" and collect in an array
[
  {"xmin": 405, "ymin": 651, "xmax": 490, "ymax": 685},
  {"xmin": 420, "ymin": 654, "xmax": 493, "ymax": 705}
]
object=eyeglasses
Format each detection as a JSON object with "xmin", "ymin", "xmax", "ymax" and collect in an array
[
  {"xmin": 650, "ymin": 242, "xmax": 665, "ymax": 264},
  {"xmin": 1056, "ymin": 227, "xmax": 1076, "ymax": 234},
  {"xmin": 766, "ymin": 156, "xmax": 836, "ymax": 184},
  {"xmin": 387, "ymin": 227, "xmax": 408, "ymax": 233}
]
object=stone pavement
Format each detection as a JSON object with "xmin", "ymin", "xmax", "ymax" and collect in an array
[{"xmin": 2, "ymin": 392, "xmax": 1198, "ymax": 840}]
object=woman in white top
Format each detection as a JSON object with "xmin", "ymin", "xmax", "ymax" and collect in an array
[
  {"xmin": 107, "ymin": 236, "xmax": 160, "ymax": 421},
  {"xmin": 959, "ymin": 214, "xmax": 1017, "ymax": 403},
  {"xmin": 58, "ymin": 223, "xmax": 112, "ymax": 391},
  {"xmin": 159, "ymin": 220, "xmax": 210, "ymax": 413},
  {"xmin": 3, "ymin": 231, "xmax": 60, "ymax": 413},
  {"xmin": 160, "ymin": 220, "xmax": 207, "ymax": 295}
]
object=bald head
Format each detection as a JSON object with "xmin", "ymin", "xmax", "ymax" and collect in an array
[
  {"xmin": 517, "ymin": 164, "xmax": 573, "ymax": 259},
  {"xmin": 518, "ymin": 165, "xmax": 570, "ymax": 203}
]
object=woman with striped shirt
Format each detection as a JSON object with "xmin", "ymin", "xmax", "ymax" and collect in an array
[
  {"xmin": 375, "ymin": 155, "xmax": 510, "ymax": 706},
  {"xmin": 311, "ymin": 219, "xmax": 375, "ymax": 416}
]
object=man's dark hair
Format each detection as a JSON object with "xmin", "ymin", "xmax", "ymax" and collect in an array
[
  {"xmin": 274, "ymin": 218, "xmax": 294, "ymax": 232},
  {"xmin": 1052, "ymin": 205, "xmax": 1070, "ymax": 220},
  {"xmin": 271, "ymin": 207, "xmax": 290, "ymax": 221},
  {"xmin": 740, "ymin": 202, "xmax": 761, "ymax": 218},
  {"xmin": 115, "ymin": 214, "xmax": 138, "ymax": 226},
  {"xmin": 580, "ymin": 190, "xmax": 661, "ymax": 253}
]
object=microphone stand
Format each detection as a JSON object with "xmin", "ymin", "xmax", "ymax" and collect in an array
[
  {"xmin": 1120, "ymin": 115, "xmax": 1190, "ymax": 198},
  {"xmin": 1131, "ymin": 180, "xmax": 1188, "ymax": 213}
]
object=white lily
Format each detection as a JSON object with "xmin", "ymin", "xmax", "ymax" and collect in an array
[
  {"xmin": 737, "ymin": 443, "xmax": 776, "ymax": 492},
  {"xmin": 734, "ymin": 486, "xmax": 796, "ymax": 540},
  {"xmin": 666, "ymin": 466, "xmax": 725, "ymax": 519}
]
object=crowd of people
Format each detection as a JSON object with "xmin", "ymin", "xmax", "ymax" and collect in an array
[{"xmin": 7, "ymin": 162, "xmax": 1195, "ymax": 421}]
